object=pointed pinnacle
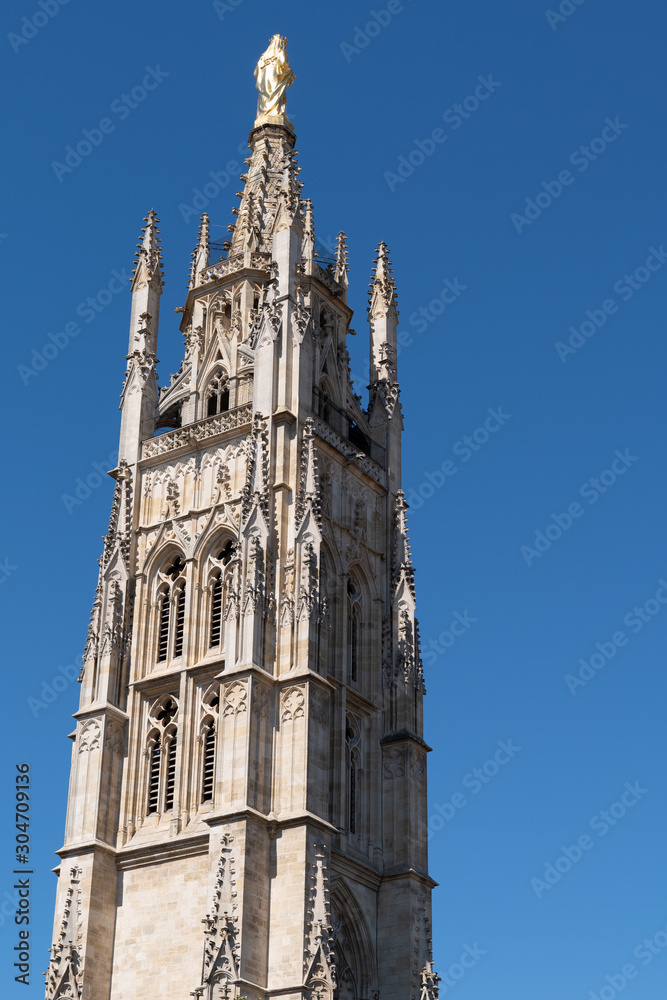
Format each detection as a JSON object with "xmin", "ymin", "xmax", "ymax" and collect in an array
[
  {"xmin": 334, "ymin": 230, "xmax": 349, "ymax": 285},
  {"xmin": 189, "ymin": 212, "xmax": 210, "ymax": 288},
  {"xmin": 303, "ymin": 199, "xmax": 315, "ymax": 240},
  {"xmin": 368, "ymin": 240, "xmax": 397, "ymax": 312},
  {"xmin": 302, "ymin": 199, "xmax": 315, "ymax": 271},
  {"xmin": 133, "ymin": 209, "xmax": 164, "ymax": 283}
]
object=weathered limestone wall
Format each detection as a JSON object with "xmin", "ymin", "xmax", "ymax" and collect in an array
[{"xmin": 110, "ymin": 851, "xmax": 207, "ymax": 1000}]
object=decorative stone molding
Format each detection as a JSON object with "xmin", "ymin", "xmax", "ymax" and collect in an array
[
  {"xmin": 222, "ymin": 681, "xmax": 248, "ymax": 717},
  {"xmin": 383, "ymin": 746, "xmax": 405, "ymax": 780},
  {"xmin": 312, "ymin": 416, "xmax": 384, "ymax": 486},
  {"xmin": 78, "ymin": 720, "xmax": 101, "ymax": 754},
  {"xmin": 195, "ymin": 833, "xmax": 240, "ymax": 997},
  {"xmin": 105, "ymin": 722, "xmax": 125, "ymax": 757},
  {"xmin": 141, "ymin": 403, "xmax": 252, "ymax": 459},
  {"xmin": 303, "ymin": 845, "xmax": 337, "ymax": 996},
  {"xmin": 280, "ymin": 685, "xmax": 305, "ymax": 722},
  {"xmin": 45, "ymin": 866, "xmax": 83, "ymax": 1000}
]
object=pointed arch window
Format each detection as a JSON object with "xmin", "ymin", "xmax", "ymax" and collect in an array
[
  {"xmin": 200, "ymin": 691, "xmax": 219, "ymax": 804},
  {"xmin": 173, "ymin": 586, "xmax": 186, "ymax": 657},
  {"xmin": 349, "ymin": 756, "xmax": 357, "ymax": 834},
  {"xmin": 157, "ymin": 595, "xmax": 170, "ymax": 662},
  {"xmin": 206, "ymin": 372, "xmax": 230, "ymax": 417},
  {"xmin": 164, "ymin": 731, "xmax": 177, "ymax": 810},
  {"xmin": 347, "ymin": 581, "xmax": 361, "ymax": 684},
  {"xmin": 346, "ymin": 716, "xmax": 361, "ymax": 837},
  {"xmin": 147, "ymin": 736, "xmax": 161, "ymax": 814},
  {"xmin": 201, "ymin": 723, "xmax": 216, "ymax": 801},
  {"xmin": 156, "ymin": 555, "xmax": 186, "ymax": 663},
  {"xmin": 209, "ymin": 541, "xmax": 234, "ymax": 649},
  {"xmin": 210, "ymin": 576, "xmax": 223, "ymax": 647},
  {"xmin": 146, "ymin": 697, "xmax": 178, "ymax": 816}
]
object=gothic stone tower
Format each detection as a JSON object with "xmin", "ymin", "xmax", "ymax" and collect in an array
[{"xmin": 45, "ymin": 37, "xmax": 439, "ymax": 1000}]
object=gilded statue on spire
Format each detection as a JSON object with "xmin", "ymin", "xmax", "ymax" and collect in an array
[{"xmin": 254, "ymin": 34, "xmax": 295, "ymax": 128}]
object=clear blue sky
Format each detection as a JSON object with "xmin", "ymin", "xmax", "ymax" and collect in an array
[{"xmin": 2, "ymin": 1, "xmax": 666, "ymax": 997}]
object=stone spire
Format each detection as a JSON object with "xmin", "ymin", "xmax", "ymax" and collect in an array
[
  {"xmin": 368, "ymin": 240, "xmax": 397, "ymax": 317},
  {"xmin": 368, "ymin": 242, "xmax": 400, "ymax": 422},
  {"xmin": 419, "ymin": 960, "xmax": 441, "ymax": 1000},
  {"xmin": 392, "ymin": 489, "xmax": 415, "ymax": 600},
  {"xmin": 189, "ymin": 211, "xmax": 210, "ymax": 288},
  {"xmin": 119, "ymin": 210, "xmax": 162, "ymax": 464},
  {"xmin": 302, "ymin": 198, "xmax": 315, "ymax": 274},
  {"xmin": 224, "ymin": 124, "xmax": 302, "ymax": 261},
  {"xmin": 132, "ymin": 209, "xmax": 163, "ymax": 291},
  {"xmin": 334, "ymin": 231, "xmax": 349, "ymax": 297}
]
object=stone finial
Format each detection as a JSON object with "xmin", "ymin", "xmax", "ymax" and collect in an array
[
  {"xmin": 189, "ymin": 212, "xmax": 210, "ymax": 289},
  {"xmin": 419, "ymin": 960, "xmax": 441, "ymax": 1000},
  {"xmin": 295, "ymin": 419, "xmax": 322, "ymax": 531},
  {"xmin": 334, "ymin": 231, "xmax": 349, "ymax": 286},
  {"xmin": 132, "ymin": 209, "xmax": 164, "ymax": 289},
  {"xmin": 302, "ymin": 199, "xmax": 315, "ymax": 272},
  {"xmin": 368, "ymin": 241, "xmax": 397, "ymax": 316}
]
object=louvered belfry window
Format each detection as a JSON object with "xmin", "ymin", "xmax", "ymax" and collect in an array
[
  {"xmin": 350, "ymin": 610, "xmax": 359, "ymax": 683},
  {"xmin": 147, "ymin": 737, "xmax": 161, "ymax": 813},
  {"xmin": 349, "ymin": 754, "xmax": 357, "ymax": 834},
  {"xmin": 157, "ymin": 556, "xmax": 186, "ymax": 662},
  {"xmin": 164, "ymin": 733, "xmax": 177, "ymax": 811},
  {"xmin": 210, "ymin": 574, "xmax": 222, "ymax": 648},
  {"xmin": 157, "ymin": 594, "xmax": 170, "ymax": 662},
  {"xmin": 173, "ymin": 586, "xmax": 186, "ymax": 657},
  {"xmin": 202, "ymin": 723, "xmax": 216, "ymax": 802}
]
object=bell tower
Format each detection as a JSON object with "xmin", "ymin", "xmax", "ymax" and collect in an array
[{"xmin": 45, "ymin": 35, "xmax": 439, "ymax": 1000}]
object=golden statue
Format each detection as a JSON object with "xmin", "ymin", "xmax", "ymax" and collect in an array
[{"xmin": 254, "ymin": 34, "xmax": 295, "ymax": 127}]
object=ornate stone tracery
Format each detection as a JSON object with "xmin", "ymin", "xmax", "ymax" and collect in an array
[{"xmin": 45, "ymin": 867, "xmax": 84, "ymax": 1000}]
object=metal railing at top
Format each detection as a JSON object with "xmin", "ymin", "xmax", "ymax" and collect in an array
[{"xmin": 312, "ymin": 388, "xmax": 385, "ymax": 468}]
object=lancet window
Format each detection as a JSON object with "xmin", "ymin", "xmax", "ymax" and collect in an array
[
  {"xmin": 346, "ymin": 715, "xmax": 361, "ymax": 836},
  {"xmin": 200, "ymin": 689, "xmax": 220, "ymax": 804},
  {"xmin": 347, "ymin": 580, "xmax": 361, "ymax": 684},
  {"xmin": 206, "ymin": 370, "xmax": 230, "ymax": 417},
  {"xmin": 146, "ymin": 697, "xmax": 178, "ymax": 815},
  {"xmin": 209, "ymin": 541, "xmax": 234, "ymax": 649},
  {"xmin": 156, "ymin": 555, "xmax": 187, "ymax": 663}
]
